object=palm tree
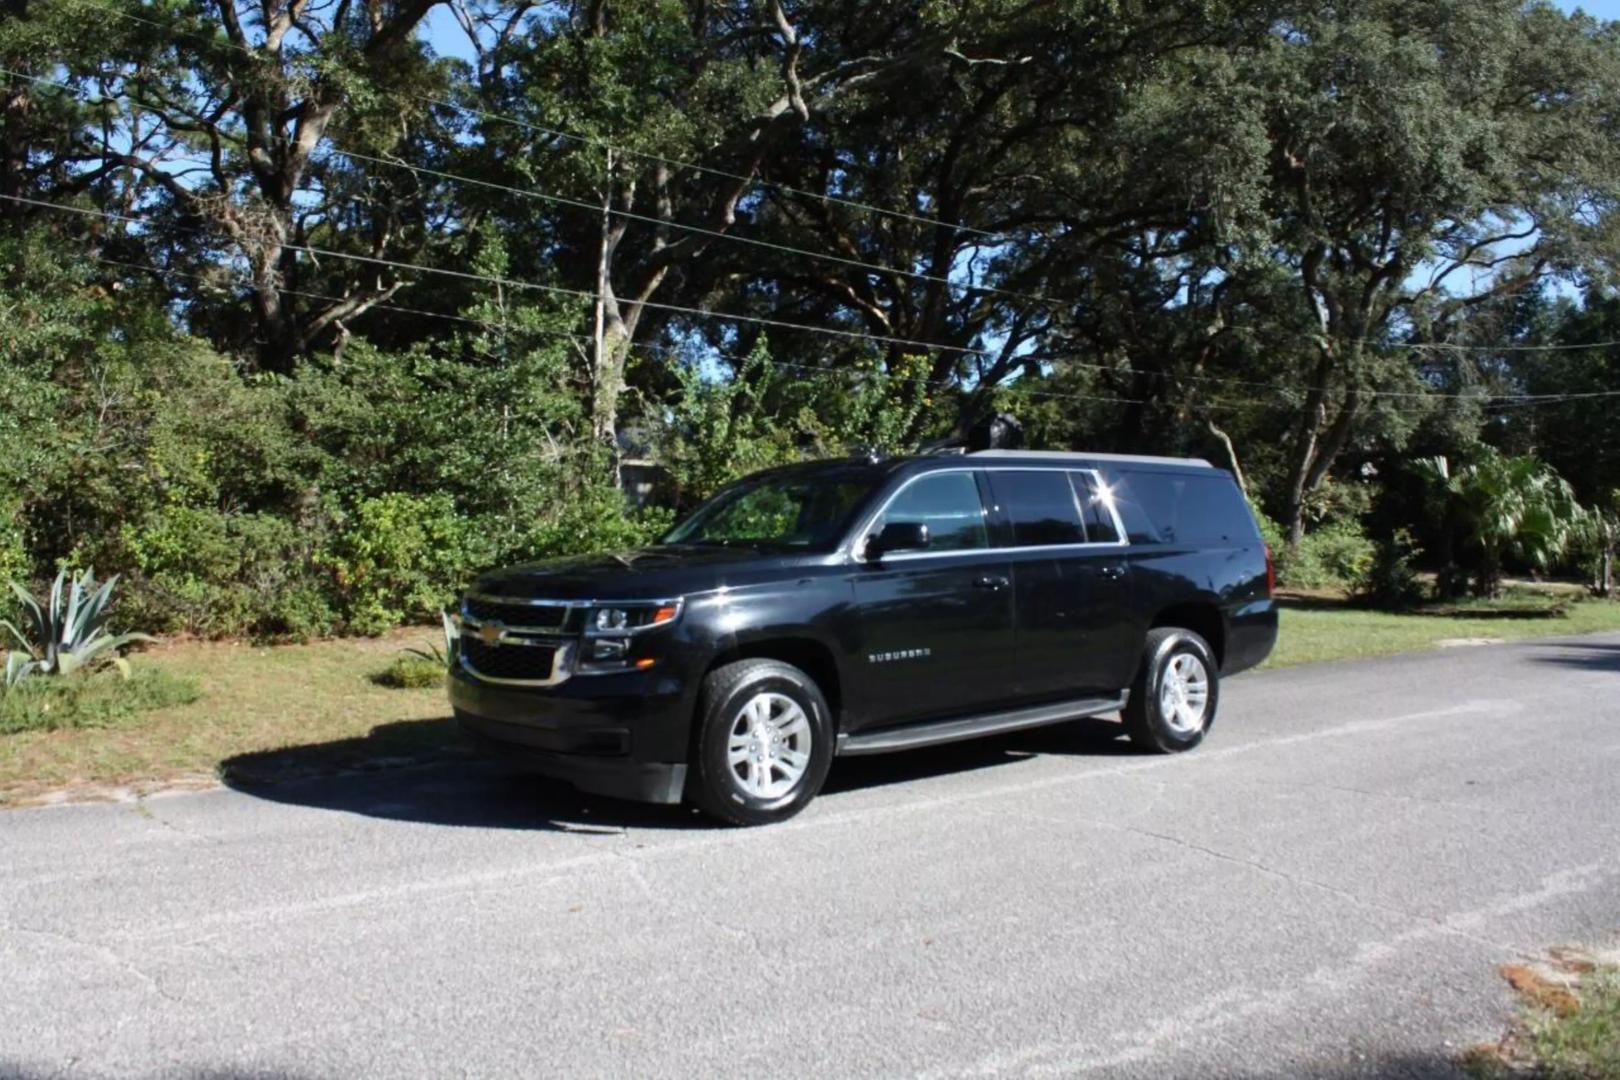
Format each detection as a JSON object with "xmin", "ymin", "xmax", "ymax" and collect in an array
[{"xmin": 1417, "ymin": 449, "xmax": 1584, "ymax": 599}]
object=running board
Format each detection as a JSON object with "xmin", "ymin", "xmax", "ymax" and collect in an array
[{"xmin": 836, "ymin": 695, "xmax": 1126, "ymax": 756}]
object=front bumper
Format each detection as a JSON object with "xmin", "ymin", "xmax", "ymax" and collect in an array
[{"xmin": 448, "ymin": 663, "xmax": 695, "ymax": 805}]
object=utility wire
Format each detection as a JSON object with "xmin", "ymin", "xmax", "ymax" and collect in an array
[
  {"xmin": 2, "ymin": 66, "xmax": 1039, "ymax": 303},
  {"xmin": 50, "ymin": 0, "xmax": 1011, "ymax": 241},
  {"xmin": 13, "ymin": 51, "xmax": 1620, "ymax": 360},
  {"xmin": 43, "ymin": 206, "xmax": 1620, "ymax": 413}
]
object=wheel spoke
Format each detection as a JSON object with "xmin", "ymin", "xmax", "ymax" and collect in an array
[{"xmin": 725, "ymin": 690, "xmax": 816, "ymax": 800}]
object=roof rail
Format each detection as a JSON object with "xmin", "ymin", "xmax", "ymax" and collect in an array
[{"xmin": 967, "ymin": 450, "xmax": 1214, "ymax": 468}]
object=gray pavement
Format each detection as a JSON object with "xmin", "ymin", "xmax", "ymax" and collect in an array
[{"xmin": 3, "ymin": 634, "xmax": 1619, "ymax": 1079}]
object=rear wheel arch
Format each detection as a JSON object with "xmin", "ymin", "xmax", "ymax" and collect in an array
[{"xmin": 1149, "ymin": 601, "xmax": 1227, "ymax": 669}]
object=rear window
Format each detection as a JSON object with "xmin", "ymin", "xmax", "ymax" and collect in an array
[
  {"xmin": 1109, "ymin": 470, "xmax": 1258, "ymax": 545},
  {"xmin": 986, "ymin": 470, "xmax": 1086, "ymax": 547}
]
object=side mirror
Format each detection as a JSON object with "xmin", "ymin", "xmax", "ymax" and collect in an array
[{"xmin": 868, "ymin": 521, "xmax": 930, "ymax": 559}]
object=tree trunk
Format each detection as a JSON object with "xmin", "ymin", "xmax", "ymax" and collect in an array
[
  {"xmin": 1600, "ymin": 518, "xmax": 1614, "ymax": 598},
  {"xmin": 1205, "ymin": 418, "xmax": 1247, "ymax": 500}
]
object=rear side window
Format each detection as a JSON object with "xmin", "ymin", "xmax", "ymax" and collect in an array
[
  {"xmin": 876, "ymin": 472, "xmax": 989, "ymax": 551},
  {"xmin": 1111, "ymin": 470, "xmax": 1258, "ymax": 545},
  {"xmin": 987, "ymin": 470, "xmax": 1086, "ymax": 547},
  {"xmin": 1070, "ymin": 472, "xmax": 1122, "ymax": 544}
]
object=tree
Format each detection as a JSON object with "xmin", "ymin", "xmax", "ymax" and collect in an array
[
  {"xmin": 1417, "ymin": 448, "xmax": 1583, "ymax": 598},
  {"xmin": 1234, "ymin": 0, "xmax": 1620, "ymax": 547}
]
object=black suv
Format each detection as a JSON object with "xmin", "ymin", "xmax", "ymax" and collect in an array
[{"xmin": 450, "ymin": 451, "xmax": 1277, "ymax": 825}]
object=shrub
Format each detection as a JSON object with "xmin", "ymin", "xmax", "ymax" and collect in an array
[
  {"xmin": 118, "ymin": 507, "xmax": 338, "ymax": 639},
  {"xmin": 1275, "ymin": 520, "xmax": 1377, "ymax": 591},
  {"xmin": 526, "ymin": 478, "xmax": 675, "ymax": 558},
  {"xmin": 372, "ymin": 656, "xmax": 448, "ymax": 690},
  {"xmin": 329, "ymin": 493, "xmax": 486, "ymax": 636},
  {"xmin": 1358, "ymin": 528, "xmax": 1427, "ymax": 608},
  {"xmin": 0, "ymin": 667, "xmax": 200, "ymax": 735}
]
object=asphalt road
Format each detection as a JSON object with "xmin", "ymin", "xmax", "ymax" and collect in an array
[{"xmin": 3, "ymin": 634, "xmax": 1620, "ymax": 1080}]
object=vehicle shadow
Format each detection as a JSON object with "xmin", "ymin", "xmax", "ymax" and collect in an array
[
  {"xmin": 1522, "ymin": 639, "xmax": 1620, "ymax": 673},
  {"xmin": 218, "ymin": 715, "xmax": 1148, "ymax": 832}
]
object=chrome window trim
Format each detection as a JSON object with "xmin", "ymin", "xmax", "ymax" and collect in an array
[{"xmin": 846, "ymin": 465, "xmax": 1132, "ymax": 563}]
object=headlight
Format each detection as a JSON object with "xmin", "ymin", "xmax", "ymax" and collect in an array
[{"xmin": 585, "ymin": 601, "xmax": 682, "ymax": 636}]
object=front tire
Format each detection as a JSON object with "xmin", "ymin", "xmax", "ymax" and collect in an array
[
  {"xmin": 1122, "ymin": 628, "xmax": 1219, "ymax": 753},
  {"xmin": 687, "ymin": 659, "xmax": 834, "ymax": 826}
]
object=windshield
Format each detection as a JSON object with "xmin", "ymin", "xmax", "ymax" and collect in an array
[{"xmin": 661, "ymin": 466, "xmax": 884, "ymax": 552}]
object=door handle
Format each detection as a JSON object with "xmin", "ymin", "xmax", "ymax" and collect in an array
[
  {"xmin": 1094, "ymin": 564, "xmax": 1127, "ymax": 581},
  {"xmin": 973, "ymin": 574, "xmax": 1010, "ymax": 590}
]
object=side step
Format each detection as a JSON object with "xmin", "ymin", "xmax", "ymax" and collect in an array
[{"xmin": 836, "ymin": 695, "xmax": 1126, "ymax": 756}]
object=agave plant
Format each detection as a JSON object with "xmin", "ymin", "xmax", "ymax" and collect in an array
[
  {"xmin": 402, "ymin": 609, "xmax": 458, "ymax": 667},
  {"xmin": 2, "ymin": 568, "xmax": 152, "ymax": 681},
  {"xmin": 4, "ymin": 651, "xmax": 37, "ymax": 689}
]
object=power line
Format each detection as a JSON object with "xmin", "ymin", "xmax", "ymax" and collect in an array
[
  {"xmin": 20, "ymin": 192, "xmax": 1620, "ymax": 412},
  {"xmin": 69, "ymin": 236, "xmax": 1620, "ymax": 417},
  {"xmin": 15, "ymin": 47, "xmax": 1620, "ymax": 361},
  {"xmin": 50, "ymin": 0, "xmax": 1011, "ymax": 242},
  {"xmin": 2, "ymin": 66, "xmax": 1042, "ymax": 304}
]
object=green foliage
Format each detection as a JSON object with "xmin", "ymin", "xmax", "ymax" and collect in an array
[
  {"xmin": 401, "ymin": 610, "xmax": 457, "ymax": 668},
  {"xmin": 329, "ymin": 494, "xmax": 485, "ymax": 637},
  {"xmin": 1418, "ymin": 449, "xmax": 1584, "ymax": 598},
  {"xmin": 660, "ymin": 340, "xmax": 809, "ymax": 502},
  {"xmin": 1358, "ymin": 529, "xmax": 1428, "ymax": 609},
  {"xmin": 1275, "ymin": 521, "xmax": 1378, "ymax": 592},
  {"xmin": 0, "ymin": 667, "xmax": 200, "ymax": 736},
  {"xmin": 372, "ymin": 656, "xmax": 448, "ymax": 690},
  {"xmin": 3, "ymin": 569, "xmax": 152, "ymax": 680},
  {"xmin": 118, "ymin": 507, "xmax": 336, "ymax": 640},
  {"xmin": 526, "ymin": 474, "xmax": 675, "ymax": 558}
]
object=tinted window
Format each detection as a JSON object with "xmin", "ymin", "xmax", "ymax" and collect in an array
[
  {"xmin": 1070, "ymin": 472, "xmax": 1121, "ymax": 543},
  {"xmin": 989, "ymin": 470, "xmax": 1086, "ymax": 547},
  {"xmin": 875, "ymin": 472, "xmax": 988, "ymax": 552},
  {"xmin": 1112, "ymin": 470, "xmax": 1258, "ymax": 545},
  {"xmin": 663, "ymin": 467, "xmax": 880, "ymax": 551}
]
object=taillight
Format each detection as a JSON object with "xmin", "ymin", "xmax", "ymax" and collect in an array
[{"xmin": 1264, "ymin": 544, "xmax": 1276, "ymax": 596}]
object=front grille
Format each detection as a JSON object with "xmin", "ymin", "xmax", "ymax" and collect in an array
[
  {"xmin": 464, "ymin": 595, "xmax": 571, "ymax": 630},
  {"xmin": 461, "ymin": 638, "xmax": 560, "ymax": 682}
]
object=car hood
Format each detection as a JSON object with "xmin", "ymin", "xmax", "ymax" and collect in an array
[{"xmin": 471, "ymin": 544, "xmax": 831, "ymax": 601}]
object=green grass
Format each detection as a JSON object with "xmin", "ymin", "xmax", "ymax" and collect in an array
[
  {"xmin": 1263, "ymin": 595, "xmax": 1620, "ymax": 669},
  {"xmin": 0, "ymin": 668, "xmax": 201, "ymax": 735},
  {"xmin": 1526, "ymin": 968, "xmax": 1620, "ymax": 1078},
  {"xmin": 1464, "ymin": 957, "xmax": 1620, "ymax": 1079},
  {"xmin": 0, "ymin": 630, "xmax": 454, "ymax": 805}
]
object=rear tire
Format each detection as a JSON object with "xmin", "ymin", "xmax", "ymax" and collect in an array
[
  {"xmin": 1122, "ymin": 628, "xmax": 1219, "ymax": 753},
  {"xmin": 686, "ymin": 659, "xmax": 834, "ymax": 826}
]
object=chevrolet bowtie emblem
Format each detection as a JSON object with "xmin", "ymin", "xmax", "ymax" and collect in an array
[{"xmin": 477, "ymin": 623, "xmax": 505, "ymax": 646}]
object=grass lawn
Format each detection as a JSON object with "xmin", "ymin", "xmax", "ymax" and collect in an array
[
  {"xmin": 1264, "ymin": 592, "xmax": 1620, "ymax": 668},
  {"xmin": 2, "ymin": 591, "xmax": 1619, "ymax": 806},
  {"xmin": 0, "ymin": 628, "xmax": 459, "ymax": 807}
]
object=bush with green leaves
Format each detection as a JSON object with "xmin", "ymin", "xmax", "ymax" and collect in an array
[
  {"xmin": 1274, "ymin": 520, "xmax": 1377, "ymax": 591},
  {"xmin": 1358, "ymin": 528, "xmax": 1427, "ymax": 609},
  {"xmin": 328, "ymin": 493, "xmax": 488, "ymax": 636},
  {"xmin": 118, "ymin": 507, "xmax": 337, "ymax": 639}
]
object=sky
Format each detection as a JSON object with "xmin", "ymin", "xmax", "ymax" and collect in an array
[
  {"xmin": 1561, "ymin": 0, "xmax": 1620, "ymax": 16},
  {"xmin": 423, "ymin": 1, "xmax": 1620, "ymax": 67}
]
